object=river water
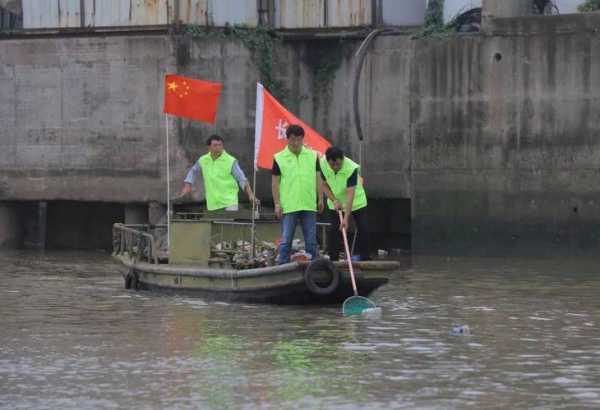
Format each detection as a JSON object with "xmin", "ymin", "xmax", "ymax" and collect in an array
[{"xmin": 1, "ymin": 251, "xmax": 600, "ymax": 409}]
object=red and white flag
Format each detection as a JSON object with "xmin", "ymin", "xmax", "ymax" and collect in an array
[{"xmin": 254, "ymin": 83, "xmax": 331, "ymax": 170}]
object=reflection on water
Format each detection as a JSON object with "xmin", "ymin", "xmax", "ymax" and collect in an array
[{"xmin": 1, "ymin": 251, "xmax": 600, "ymax": 409}]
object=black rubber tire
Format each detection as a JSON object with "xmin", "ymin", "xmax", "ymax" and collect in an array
[
  {"xmin": 124, "ymin": 271, "xmax": 132, "ymax": 289},
  {"xmin": 304, "ymin": 258, "xmax": 340, "ymax": 296},
  {"xmin": 124, "ymin": 270, "xmax": 138, "ymax": 290},
  {"xmin": 130, "ymin": 271, "xmax": 139, "ymax": 290}
]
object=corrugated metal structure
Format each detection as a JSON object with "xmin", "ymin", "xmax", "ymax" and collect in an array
[
  {"xmin": 380, "ymin": 0, "xmax": 426, "ymax": 26},
  {"xmin": 176, "ymin": 0, "xmax": 258, "ymax": 27},
  {"xmin": 209, "ymin": 0, "xmax": 258, "ymax": 26},
  {"xmin": 19, "ymin": 0, "xmax": 430, "ymax": 30},
  {"xmin": 84, "ymin": 0, "xmax": 169, "ymax": 27},
  {"xmin": 176, "ymin": 0, "xmax": 208, "ymax": 26},
  {"xmin": 23, "ymin": 0, "xmax": 80, "ymax": 29},
  {"xmin": 326, "ymin": 0, "xmax": 372, "ymax": 27},
  {"xmin": 273, "ymin": 0, "xmax": 325, "ymax": 28},
  {"xmin": 272, "ymin": 0, "xmax": 376, "ymax": 28},
  {"xmin": 23, "ymin": 0, "xmax": 169, "ymax": 28},
  {"xmin": 22, "ymin": 0, "xmax": 259, "ymax": 29}
]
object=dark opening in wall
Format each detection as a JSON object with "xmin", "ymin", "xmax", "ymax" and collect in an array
[
  {"xmin": 16, "ymin": 201, "xmax": 39, "ymax": 249},
  {"xmin": 366, "ymin": 198, "xmax": 411, "ymax": 254},
  {"xmin": 46, "ymin": 201, "xmax": 124, "ymax": 251}
]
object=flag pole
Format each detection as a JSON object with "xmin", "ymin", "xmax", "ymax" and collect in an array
[
  {"xmin": 251, "ymin": 83, "xmax": 264, "ymax": 262},
  {"xmin": 250, "ymin": 166, "xmax": 257, "ymax": 260},
  {"xmin": 165, "ymin": 114, "xmax": 171, "ymax": 252}
]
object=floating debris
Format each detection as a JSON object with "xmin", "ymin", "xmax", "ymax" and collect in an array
[
  {"xmin": 450, "ymin": 325, "xmax": 471, "ymax": 336},
  {"xmin": 361, "ymin": 307, "xmax": 383, "ymax": 319}
]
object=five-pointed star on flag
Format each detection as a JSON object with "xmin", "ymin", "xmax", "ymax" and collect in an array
[
  {"xmin": 163, "ymin": 74, "xmax": 222, "ymax": 123},
  {"xmin": 167, "ymin": 80, "xmax": 191, "ymax": 98}
]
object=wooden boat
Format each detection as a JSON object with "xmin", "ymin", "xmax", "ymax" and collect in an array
[
  {"xmin": 113, "ymin": 253, "xmax": 397, "ymax": 304},
  {"xmin": 112, "ymin": 211, "xmax": 399, "ymax": 304}
]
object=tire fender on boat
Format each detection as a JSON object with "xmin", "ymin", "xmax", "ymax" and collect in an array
[
  {"xmin": 304, "ymin": 258, "xmax": 340, "ymax": 296},
  {"xmin": 124, "ymin": 269, "xmax": 139, "ymax": 290}
]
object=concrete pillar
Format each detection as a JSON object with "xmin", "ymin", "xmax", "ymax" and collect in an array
[
  {"xmin": 482, "ymin": 0, "xmax": 533, "ymax": 32},
  {"xmin": 125, "ymin": 203, "xmax": 148, "ymax": 225},
  {"xmin": 148, "ymin": 201, "xmax": 167, "ymax": 225},
  {"xmin": 37, "ymin": 202, "xmax": 47, "ymax": 250},
  {"xmin": 0, "ymin": 202, "xmax": 22, "ymax": 249}
]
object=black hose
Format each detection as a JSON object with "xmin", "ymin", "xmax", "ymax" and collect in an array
[{"xmin": 352, "ymin": 28, "xmax": 386, "ymax": 143}]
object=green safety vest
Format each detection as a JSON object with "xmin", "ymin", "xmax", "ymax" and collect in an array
[
  {"xmin": 320, "ymin": 156, "xmax": 367, "ymax": 212},
  {"xmin": 198, "ymin": 151, "xmax": 239, "ymax": 211},
  {"xmin": 274, "ymin": 146, "xmax": 317, "ymax": 214}
]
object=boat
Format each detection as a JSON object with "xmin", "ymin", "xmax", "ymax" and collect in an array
[{"xmin": 112, "ymin": 208, "xmax": 399, "ymax": 304}]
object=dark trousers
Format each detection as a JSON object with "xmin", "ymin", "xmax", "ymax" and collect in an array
[{"xmin": 327, "ymin": 207, "xmax": 370, "ymax": 261}]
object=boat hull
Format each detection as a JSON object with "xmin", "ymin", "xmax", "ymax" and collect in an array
[{"xmin": 115, "ymin": 256, "xmax": 397, "ymax": 305}]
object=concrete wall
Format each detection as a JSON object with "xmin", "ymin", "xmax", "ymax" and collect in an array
[
  {"xmin": 0, "ymin": 34, "xmax": 170, "ymax": 203},
  {"xmin": 1, "ymin": 12, "xmax": 600, "ymax": 254},
  {"xmin": 412, "ymin": 14, "xmax": 600, "ymax": 254},
  {"xmin": 0, "ymin": 33, "xmax": 268, "ymax": 204},
  {"xmin": 482, "ymin": 0, "xmax": 531, "ymax": 20}
]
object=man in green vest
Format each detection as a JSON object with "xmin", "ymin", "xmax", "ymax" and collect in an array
[
  {"xmin": 181, "ymin": 135, "xmax": 259, "ymax": 211},
  {"xmin": 272, "ymin": 125, "xmax": 324, "ymax": 264},
  {"xmin": 320, "ymin": 146, "xmax": 370, "ymax": 261}
]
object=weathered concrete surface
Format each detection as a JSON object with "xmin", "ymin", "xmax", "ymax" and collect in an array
[
  {"xmin": 0, "ymin": 31, "xmax": 409, "ymax": 203},
  {"xmin": 1, "ymin": 12, "xmax": 600, "ymax": 254},
  {"xmin": 482, "ymin": 0, "xmax": 532, "ymax": 21},
  {"xmin": 167, "ymin": 33, "xmax": 265, "ymax": 201},
  {"xmin": 411, "ymin": 14, "xmax": 600, "ymax": 254},
  {"xmin": 0, "ymin": 34, "xmax": 171, "ymax": 203},
  {"xmin": 298, "ymin": 37, "xmax": 413, "ymax": 200},
  {"xmin": 124, "ymin": 204, "xmax": 148, "ymax": 225}
]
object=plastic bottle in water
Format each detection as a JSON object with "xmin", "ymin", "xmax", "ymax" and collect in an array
[{"xmin": 451, "ymin": 324, "xmax": 471, "ymax": 336}]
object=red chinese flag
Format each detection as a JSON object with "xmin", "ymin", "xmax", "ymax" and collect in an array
[
  {"xmin": 254, "ymin": 83, "xmax": 331, "ymax": 169},
  {"xmin": 163, "ymin": 74, "xmax": 222, "ymax": 124}
]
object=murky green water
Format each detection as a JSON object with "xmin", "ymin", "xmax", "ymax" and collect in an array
[{"xmin": 1, "ymin": 251, "xmax": 600, "ymax": 409}]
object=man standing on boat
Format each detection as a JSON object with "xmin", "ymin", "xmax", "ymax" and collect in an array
[
  {"xmin": 320, "ymin": 146, "xmax": 370, "ymax": 261},
  {"xmin": 272, "ymin": 125, "xmax": 324, "ymax": 264},
  {"xmin": 181, "ymin": 134, "xmax": 259, "ymax": 211}
]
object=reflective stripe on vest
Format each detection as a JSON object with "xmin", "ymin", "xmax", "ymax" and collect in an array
[
  {"xmin": 320, "ymin": 156, "xmax": 367, "ymax": 212},
  {"xmin": 198, "ymin": 151, "xmax": 239, "ymax": 211},
  {"xmin": 274, "ymin": 146, "xmax": 317, "ymax": 214}
]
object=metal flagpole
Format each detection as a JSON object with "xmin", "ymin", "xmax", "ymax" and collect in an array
[
  {"xmin": 165, "ymin": 114, "xmax": 171, "ymax": 251},
  {"xmin": 251, "ymin": 83, "xmax": 264, "ymax": 262},
  {"xmin": 250, "ymin": 166, "xmax": 257, "ymax": 260}
]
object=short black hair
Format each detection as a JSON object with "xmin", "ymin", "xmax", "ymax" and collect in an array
[
  {"xmin": 325, "ymin": 146, "xmax": 344, "ymax": 162},
  {"xmin": 285, "ymin": 124, "xmax": 305, "ymax": 138},
  {"xmin": 206, "ymin": 134, "xmax": 223, "ymax": 146}
]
